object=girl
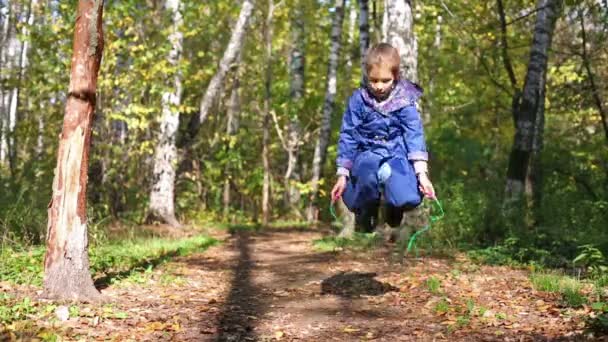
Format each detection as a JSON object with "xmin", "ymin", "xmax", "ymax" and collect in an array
[{"xmin": 330, "ymin": 43, "xmax": 435, "ymax": 232}]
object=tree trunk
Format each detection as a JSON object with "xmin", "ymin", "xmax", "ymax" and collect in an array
[
  {"xmin": 345, "ymin": 2, "xmax": 357, "ymax": 84},
  {"xmin": 44, "ymin": 0, "xmax": 105, "ymax": 302},
  {"xmin": 504, "ymin": 0, "xmax": 562, "ymax": 220},
  {"xmin": 579, "ymin": 10, "xmax": 608, "ymax": 142},
  {"xmin": 262, "ymin": 0, "xmax": 277, "ymax": 226},
  {"xmin": 223, "ymin": 55, "xmax": 242, "ymax": 219},
  {"xmin": 307, "ymin": 0, "xmax": 346, "ymax": 222},
  {"xmin": 358, "ymin": 0, "xmax": 370, "ymax": 78},
  {"xmin": 148, "ymin": 0, "xmax": 183, "ymax": 228},
  {"xmin": 186, "ymin": 0, "xmax": 254, "ymax": 142},
  {"xmin": 284, "ymin": 1, "xmax": 305, "ymax": 214},
  {"xmin": 382, "ymin": 0, "xmax": 417, "ymax": 82},
  {"xmin": 0, "ymin": 2, "xmax": 16, "ymax": 167}
]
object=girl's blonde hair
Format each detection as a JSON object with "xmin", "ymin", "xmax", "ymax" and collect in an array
[{"xmin": 364, "ymin": 43, "xmax": 400, "ymax": 79}]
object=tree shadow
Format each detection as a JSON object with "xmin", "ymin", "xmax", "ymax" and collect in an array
[
  {"xmin": 320, "ymin": 271, "xmax": 398, "ymax": 298},
  {"xmin": 214, "ymin": 232, "xmax": 262, "ymax": 342}
]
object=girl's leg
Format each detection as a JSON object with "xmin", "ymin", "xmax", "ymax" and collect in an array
[{"xmin": 355, "ymin": 200, "xmax": 380, "ymax": 233}]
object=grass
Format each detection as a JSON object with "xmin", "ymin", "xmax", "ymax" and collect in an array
[
  {"xmin": 426, "ymin": 276, "xmax": 442, "ymax": 295},
  {"xmin": 0, "ymin": 235, "xmax": 218, "ymax": 286},
  {"xmin": 530, "ymin": 272, "xmax": 586, "ymax": 307},
  {"xmin": 312, "ymin": 232, "xmax": 381, "ymax": 252},
  {"xmin": 0, "ymin": 233, "xmax": 217, "ymax": 327}
]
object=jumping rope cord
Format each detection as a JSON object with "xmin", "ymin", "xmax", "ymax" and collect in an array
[{"xmin": 329, "ymin": 197, "xmax": 444, "ymax": 257}]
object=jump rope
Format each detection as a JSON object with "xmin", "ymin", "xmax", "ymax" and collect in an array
[{"xmin": 330, "ymin": 193, "xmax": 444, "ymax": 259}]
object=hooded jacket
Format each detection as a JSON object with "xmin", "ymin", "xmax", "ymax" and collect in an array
[{"xmin": 336, "ymin": 80, "xmax": 428, "ymax": 177}]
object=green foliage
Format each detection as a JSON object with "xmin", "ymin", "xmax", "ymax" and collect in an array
[
  {"xmin": 530, "ymin": 272, "xmax": 586, "ymax": 307},
  {"xmin": 0, "ymin": 295, "xmax": 35, "ymax": 324},
  {"xmin": 0, "ymin": 235, "xmax": 217, "ymax": 286},
  {"xmin": 574, "ymin": 245, "xmax": 608, "ymax": 277},
  {"xmin": 426, "ymin": 276, "xmax": 442, "ymax": 295},
  {"xmin": 434, "ymin": 298, "xmax": 449, "ymax": 314}
]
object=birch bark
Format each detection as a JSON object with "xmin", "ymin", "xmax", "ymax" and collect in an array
[
  {"xmin": 148, "ymin": 0, "xmax": 184, "ymax": 227},
  {"xmin": 186, "ymin": 0, "xmax": 254, "ymax": 142},
  {"xmin": 504, "ymin": 0, "xmax": 562, "ymax": 221},
  {"xmin": 307, "ymin": 0, "xmax": 346, "ymax": 221}
]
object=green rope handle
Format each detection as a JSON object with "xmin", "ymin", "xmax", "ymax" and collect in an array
[
  {"xmin": 405, "ymin": 197, "xmax": 444, "ymax": 258},
  {"xmin": 329, "ymin": 196, "xmax": 444, "ymax": 258}
]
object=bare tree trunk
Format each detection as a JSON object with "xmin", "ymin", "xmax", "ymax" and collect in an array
[
  {"xmin": 358, "ymin": 0, "xmax": 370, "ymax": 76},
  {"xmin": 284, "ymin": 1, "xmax": 305, "ymax": 214},
  {"xmin": 148, "ymin": 0, "xmax": 183, "ymax": 227},
  {"xmin": 186, "ymin": 0, "xmax": 254, "ymax": 142},
  {"xmin": 382, "ymin": 0, "xmax": 417, "ymax": 82},
  {"xmin": 579, "ymin": 10, "xmax": 608, "ymax": 142},
  {"xmin": 504, "ymin": 0, "xmax": 562, "ymax": 220},
  {"xmin": 262, "ymin": 0, "xmax": 278, "ymax": 226},
  {"xmin": 44, "ymin": 0, "xmax": 105, "ymax": 302},
  {"xmin": 307, "ymin": 0, "xmax": 346, "ymax": 222},
  {"xmin": 345, "ymin": 2, "xmax": 357, "ymax": 83},
  {"xmin": 223, "ymin": 55, "xmax": 242, "ymax": 219},
  {"xmin": 0, "ymin": 2, "xmax": 16, "ymax": 167}
]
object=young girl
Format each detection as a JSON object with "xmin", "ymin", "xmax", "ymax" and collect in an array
[{"xmin": 330, "ymin": 43, "xmax": 435, "ymax": 232}]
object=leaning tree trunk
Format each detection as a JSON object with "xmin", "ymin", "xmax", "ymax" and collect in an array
[
  {"xmin": 44, "ymin": 0, "xmax": 105, "ymax": 301},
  {"xmin": 148, "ymin": 0, "xmax": 183, "ymax": 228},
  {"xmin": 186, "ymin": 0, "xmax": 254, "ymax": 142},
  {"xmin": 504, "ymin": 0, "xmax": 562, "ymax": 220},
  {"xmin": 307, "ymin": 0, "xmax": 346, "ymax": 222},
  {"xmin": 284, "ymin": 1, "xmax": 305, "ymax": 213},
  {"xmin": 382, "ymin": 0, "xmax": 417, "ymax": 82}
]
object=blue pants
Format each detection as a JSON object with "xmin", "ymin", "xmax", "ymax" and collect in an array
[{"xmin": 342, "ymin": 151, "xmax": 422, "ymax": 227}]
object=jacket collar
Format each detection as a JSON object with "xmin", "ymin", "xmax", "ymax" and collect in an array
[{"xmin": 360, "ymin": 80, "xmax": 423, "ymax": 116}]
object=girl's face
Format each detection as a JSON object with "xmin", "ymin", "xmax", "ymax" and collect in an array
[{"xmin": 368, "ymin": 64, "xmax": 395, "ymax": 100}]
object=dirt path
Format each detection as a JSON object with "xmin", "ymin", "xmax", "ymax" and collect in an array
[{"xmin": 26, "ymin": 227, "xmax": 598, "ymax": 341}]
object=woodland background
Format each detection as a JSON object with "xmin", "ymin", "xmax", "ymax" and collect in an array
[{"xmin": 0, "ymin": 0, "xmax": 606, "ymax": 273}]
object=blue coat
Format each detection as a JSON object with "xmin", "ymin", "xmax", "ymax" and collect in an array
[{"xmin": 336, "ymin": 80, "xmax": 428, "ymax": 212}]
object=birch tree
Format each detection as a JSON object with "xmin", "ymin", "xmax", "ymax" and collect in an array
[
  {"xmin": 148, "ymin": 0, "xmax": 183, "ymax": 227},
  {"xmin": 186, "ymin": 0, "xmax": 254, "ymax": 142},
  {"xmin": 262, "ymin": 0, "xmax": 280, "ymax": 226},
  {"xmin": 44, "ymin": 0, "xmax": 105, "ymax": 301},
  {"xmin": 307, "ymin": 0, "xmax": 346, "ymax": 221},
  {"xmin": 358, "ymin": 0, "xmax": 370, "ymax": 77},
  {"xmin": 504, "ymin": 0, "xmax": 562, "ymax": 219},
  {"xmin": 284, "ymin": 0, "xmax": 305, "ymax": 213},
  {"xmin": 223, "ymin": 54, "xmax": 242, "ymax": 219},
  {"xmin": 382, "ymin": 0, "xmax": 417, "ymax": 82}
]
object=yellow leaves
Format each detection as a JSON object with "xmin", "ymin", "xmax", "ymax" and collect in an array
[
  {"xmin": 143, "ymin": 321, "xmax": 181, "ymax": 333},
  {"xmin": 548, "ymin": 62, "xmax": 585, "ymax": 85}
]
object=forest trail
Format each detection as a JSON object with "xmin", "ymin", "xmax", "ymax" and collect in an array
[{"xmin": 26, "ymin": 227, "xmax": 593, "ymax": 341}]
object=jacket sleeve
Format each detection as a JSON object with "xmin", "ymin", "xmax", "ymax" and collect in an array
[
  {"xmin": 336, "ymin": 97, "xmax": 363, "ymax": 177},
  {"xmin": 401, "ymin": 105, "xmax": 428, "ymax": 163}
]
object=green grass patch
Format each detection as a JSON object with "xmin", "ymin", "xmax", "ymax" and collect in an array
[
  {"xmin": 0, "ymin": 235, "xmax": 217, "ymax": 286},
  {"xmin": 312, "ymin": 232, "xmax": 381, "ymax": 252},
  {"xmin": 530, "ymin": 272, "xmax": 586, "ymax": 307},
  {"xmin": 426, "ymin": 276, "xmax": 442, "ymax": 295},
  {"xmin": 434, "ymin": 298, "xmax": 449, "ymax": 314}
]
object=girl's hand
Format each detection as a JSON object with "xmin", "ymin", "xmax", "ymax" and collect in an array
[
  {"xmin": 417, "ymin": 172, "xmax": 436, "ymax": 199},
  {"xmin": 331, "ymin": 176, "xmax": 347, "ymax": 203}
]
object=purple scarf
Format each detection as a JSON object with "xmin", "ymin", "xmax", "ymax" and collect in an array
[{"xmin": 360, "ymin": 80, "xmax": 423, "ymax": 116}]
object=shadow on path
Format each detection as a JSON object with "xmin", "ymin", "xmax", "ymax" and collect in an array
[
  {"xmin": 215, "ymin": 232, "xmax": 262, "ymax": 342},
  {"xmin": 321, "ymin": 271, "xmax": 398, "ymax": 297}
]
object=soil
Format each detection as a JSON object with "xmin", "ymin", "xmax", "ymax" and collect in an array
[{"xmin": 3, "ymin": 226, "xmax": 604, "ymax": 341}]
